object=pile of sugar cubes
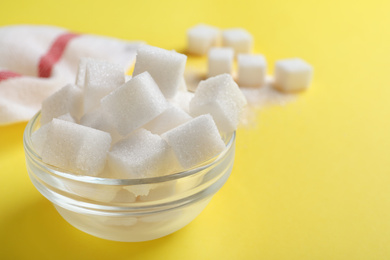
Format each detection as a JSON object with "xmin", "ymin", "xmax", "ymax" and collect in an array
[
  {"xmin": 187, "ymin": 24, "xmax": 313, "ymax": 92},
  {"xmin": 31, "ymin": 45, "xmax": 247, "ymax": 183}
]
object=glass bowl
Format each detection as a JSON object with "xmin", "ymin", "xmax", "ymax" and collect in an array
[{"xmin": 23, "ymin": 112, "xmax": 236, "ymax": 242}]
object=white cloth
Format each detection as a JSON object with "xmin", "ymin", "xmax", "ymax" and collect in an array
[{"xmin": 0, "ymin": 25, "xmax": 142, "ymax": 125}]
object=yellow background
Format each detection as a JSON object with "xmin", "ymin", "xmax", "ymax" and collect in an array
[{"xmin": 1, "ymin": 0, "xmax": 390, "ymax": 259}]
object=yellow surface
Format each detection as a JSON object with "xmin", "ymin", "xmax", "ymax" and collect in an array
[{"xmin": 1, "ymin": 0, "xmax": 390, "ymax": 259}]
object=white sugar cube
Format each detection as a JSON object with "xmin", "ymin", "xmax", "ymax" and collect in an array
[
  {"xmin": 143, "ymin": 106, "xmax": 192, "ymax": 135},
  {"xmin": 40, "ymin": 84, "xmax": 83, "ymax": 125},
  {"xmin": 84, "ymin": 60, "xmax": 125, "ymax": 113},
  {"xmin": 41, "ymin": 119, "xmax": 112, "ymax": 176},
  {"xmin": 273, "ymin": 58, "xmax": 313, "ymax": 92},
  {"xmin": 168, "ymin": 90, "xmax": 195, "ymax": 114},
  {"xmin": 75, "ymin": 57, "xmax": 93, "ymax": 87},
  {"xmin": 190, "ymin": 74, "xmax": 247, "ymax": 133},
  {"xmin": 101, "ymin": 72, "xmax": 169, "ymax": 136},
  {"xmin": 161, "ymin": 114, "xmax": 225, "ymax": 169},
  {"xmin": 187, "ymin": 24, "xmax": 220, "ymax": 55},
  {"xmin": 222, "ymin": 28, "xmax": 253, "ymax": 55},
  {"xmin": 133, "ymin": 45, "xmax": 187, "ymax": 98},
  {"xmin": 31, "ymin": 123, "xmax": 50, "ymax": 156},
  {"xmin": 80, "ymin": 108, "xmax": 122, "ymax": 144},
  {"xmin": 237, "ymin": 54, "xmax": 267, "ymax": 87},
  {"xmin": 32, "ymin": 113, "xmax": 76, "ymax": 156},
  {"xmin": 57, "ymin": 113, "xmax": 76, "ymax": 123},
  {"xmin": 107, "ymin": 128, "xmax": 175, "ymax": 179},
  {"xmin": 208, "ymin": 47, "xmax": 234, "ymax": 77}
]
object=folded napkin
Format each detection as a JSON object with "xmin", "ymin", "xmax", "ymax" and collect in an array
[{"xmin": 0, "ymin": 25, "xmax": 142, "ymax": 125}]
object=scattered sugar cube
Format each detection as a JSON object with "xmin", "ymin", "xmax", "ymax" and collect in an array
[
  {"xmin": 222, "ymin": 28, "xmax": 253, "ymax": 55},
  {"xmin": 41, "ymin": 119, "xmax": 112, "ymax": 176},
  {"xmin": 133, "ymin": 45, "xmax": 187, "ymax": 98},
  {"xmin": 187, "ymin": 24, "xmax": 220, "ymax": 55},
  {"xmin": 161, "ymin": 114, "xmax": 226, "ymax": 169},
  {"xmin": 168, "ymin": 90, "xmax": 195, "ymax": 114},
  {"xmin": 101, "ymin": 72, "xmax": 169, "ymax": 136},
  {"xmin": 40, "ymin": 84, "xmax": 83, "ymax": 125},
  {"xmin": 107, "ymin": 128, "xmax": 175, "ymax": 179},
  {"xmin": 189, "ymin": 74, "xmax": 247, "ymax": 133},
  {"xmin": 208, "ymin": 47, "xmax": 234, "ymax": 77},
  {"xmin": 237, "ymin": 54, "xmax": 267, "ymax": 87},
  {"xmin": 84, "ymin": 60, "xmax": 125, "ymax": 113},
  {"xmin": 273, "ymin": 58, "xmax": 313, "ymax": 92},
  {"xmin": 143, "ymin": 106, "xmax": 192, "ymax": 135}
]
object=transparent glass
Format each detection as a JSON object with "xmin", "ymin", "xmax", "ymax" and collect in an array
[{"xmin": 23, "ymin": 112, "xmax": 236, "ymax": 242}]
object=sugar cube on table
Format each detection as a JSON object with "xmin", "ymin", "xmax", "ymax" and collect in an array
[
  {"xmin": 273, "ymin": 58, "xmax": 313, "ymax": 92},
  {"xmin": 83, "ymin": 60, "xmax": 125, "ymax": 113},
  {"xmin": 161, "ymin": 114, "xmax": 226, "ymax": 169},
  {"xmin": 101, "ymin": 71, "xmax": 169, "ymax": 136},
  {"xmin": 40, "ymin": 84, "xmax": 83, "ymax": 125},
  {"xmin": 41, "ymin": 119, "xmax": 112, "ymax": 176},
  {"xmin": 107, "ymin": 128, "xmax": 175, "ymax": 179},
  {"xmin": 189, "ymin": 74, "xmax": 247, "ymax": 133},
  {"xmin": 143, "ymin": 106, "xmax": 192, "ymax": 135},
  {"xmin": 187, "ymin": 24, "xmax": 220, "ymax": 55},
  {"xmin": 208, "ymin": 47, "xmax": 234, "ymax": 77},
  {"xmin": 237, "ymin": 54, "xmax": 267, "ymax": 87},
  {"xmin": 222, "ymin": 28, "xmax": 253, "ymax": 55},
  {"xmin": 133, "ymin": 45, "xmax": 187, "ymax": 99}
]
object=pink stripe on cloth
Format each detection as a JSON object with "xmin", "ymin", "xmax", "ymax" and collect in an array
[
  {"xmin": 38, "ymin": 32, "xmax": 80, "ymax": 78},
  {"xmin": 0, "ymin": 70, "xmax": 22, "ymax": 82}
]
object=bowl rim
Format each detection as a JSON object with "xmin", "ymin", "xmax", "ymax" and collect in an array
[{"xmin": 24, "ymin": 111, "xmax": 236, "ymax": 186}]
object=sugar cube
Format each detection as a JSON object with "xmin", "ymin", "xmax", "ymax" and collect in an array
[
  {"xmin": 31, "ymin": 123, "xmax": 50, "ymax": 156},
  {"xmin": 168, "ymin": 90, "xmax": 195, "ymax": 114},
  {"xmin": 189, "ymin": 74, "xmax": 247, "ymax": 133},
  {"xmin": 32, "ymin": 113, "xmax": 76, "ymax": 156},
  {"xmin": 75, "ymin": 57, "xmax": 92, "ymax": 87},
  {"xmin": 161, "ymin": 114, "xmax": 226, "ymax": 169},
  {"xmin": 107, "ymin": 128, "xmax": 175, "ymax": 179},
  {"xmin": 83, "ymin": 60, "xmax": 125, "ymax": 113},
  {"xmin": 41, "ymin": 119, "xmax": 112, "ymax": 176},
  {"xmin": 208, "ymin": 47, "xmax": 234, "ymax": 77},
  {"xmin": 101, "ymin": 71, "xmax": 169, "ymax": 136},
  {"xmin": 57, "ymin": 113, "xmax": 76, "ymax": 123},
  {"xmin": 237, "ymin": 54, "xmax": 267, "ymax": 87},
  {"xmin": 273, "ymin": 58, "xmax": 313, "ymax": 92},
  {"xmin": 187, "ymin": 24, "xmax": 220, "ymax": 55},
  {"xmin": 79, "ymin": 107, "xmax": 122, "ymax": 144},
  {"xmin": 133, "ymin": 45, "xmax": 187, "ymax": 98},
  {"xmin": 143, "ymin": 106, "xmax": 192, "ymax": 135},
  {"xmin": 40, "ymin": 84, "xmax": 83, "ymax": 125},
  {"xmin": 222, "ymin": 28, "xmax": 253, "ymax": 55}
]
